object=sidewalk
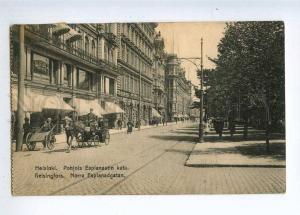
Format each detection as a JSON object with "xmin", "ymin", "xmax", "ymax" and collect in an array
[{"xmin": 185, "ymin": 126, "xmax": 286, "ymax": 168}]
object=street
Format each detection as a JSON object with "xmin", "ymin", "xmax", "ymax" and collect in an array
[{"xmin": 12, "ymin": 122, "xmax": 285, "ymax": 195}]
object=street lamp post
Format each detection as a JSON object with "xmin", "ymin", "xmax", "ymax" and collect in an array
[
  {"xmin": 199, "ymin": 38, "xmax": 204, "ymax": 142},
  {"xmin": 177, "ymin": 38, "xmax": 204, "ymax": 142}
]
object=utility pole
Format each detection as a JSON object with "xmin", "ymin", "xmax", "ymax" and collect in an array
[
  {"xmin": 16, "ymin": 25, "xmax": 25, "ymax": 151},
  {"xmin": 199, "ymin": 38, "xmax": 204, "ymax": 142}
]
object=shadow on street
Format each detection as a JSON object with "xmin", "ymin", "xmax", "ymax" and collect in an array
[
  {"xmin": 149, "ymin": 134, "xmax": 198, "ymax": 143},
  {"xmin": 191, "ymin": 141, "xmax": 285, "ymax": 161}
]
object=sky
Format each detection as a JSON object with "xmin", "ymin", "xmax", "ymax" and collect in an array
[{"xmin": 157, "ymin": 22, "xmax": 226, "ymax": 86}]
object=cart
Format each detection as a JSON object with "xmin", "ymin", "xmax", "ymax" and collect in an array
[
  {"xmin": 75, "ymin": 121, "xmax": 110, "ymax": 147},
  {"xmin": 24, "ymin": 125, "xmax": 56, "ymax": 151}
]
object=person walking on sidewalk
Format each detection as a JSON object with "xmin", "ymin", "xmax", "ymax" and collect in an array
[
  {"xmin": 204, "ymin": 120, "xmax": 210, "ymax": 135},
  {"xmin": 117, "ymin": 118, "xmax": 123, "ymax": 130},
  {"xmin": 127, "ymin": 120, "xmax": 134, "ymax": 134},
  {"xmin": 136, "ymin": 119, "xmax": 141, "ymax": 131},
  {"xmin": 213, "ymin": 117, "xmax": 224, "ymax": 140},
  {"xmin": 63, "ymin": 115, "xmax": 74, "ymax": 153}
]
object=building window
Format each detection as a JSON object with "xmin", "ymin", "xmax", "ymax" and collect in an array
[
  {"xmin": 104, "ymin": 43, "xmax": 109, "ymax": 61},
  {"xmin": 31, "ymin": 53, "xmax": 59, "ymax": 84},
  {"xmin": 126, "ymin": 48, "xmax": 129, "ymax": 63},
  {"xmin": 92, "ymin": 40, "xmax": 96, "ymax": 57},
  {"xmin": 62, "ymin": 64, "xmax": 72, "ymax": 87},
  {"xmin": 85, "ymin": 36, "xmax": 89, "ymax": 54},
  {"xmin": 109, "ymin": 78, "xmax": 115, "ymax": 95},
  {"xmin": 32, "ymin": 53, "xmax": 49, "ymax": 77},
  {"xmin": 77, "ymin": 69, "xmax": 90, "ymax": 91},
  {"xmin": 12, "ymin": 41, "xmax": 19, "ymax": 75},
  {"xmin": 90, "ymin": 73, "xmax": 97, "ymax": 92},
  {"xmin": 104, "ymin": 77, "xmax": 115, "ymax": 95}
]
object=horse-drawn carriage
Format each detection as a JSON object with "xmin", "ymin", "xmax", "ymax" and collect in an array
[
  {"xmin": 24, "ymin": 125, "xmax": 56, "ymax": 151},
  {"xmin": 74, "ymin": 120, "xmax": 110, "ymax": 147}
]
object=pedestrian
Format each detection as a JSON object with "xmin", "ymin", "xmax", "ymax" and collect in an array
[
  {"xmin": 204, "ymin": 120, "xmax": 210, "ymax": 135},
  {"xmin": 213, "ymin": 117, "xmax": 224, "ymax": 140},
  {"xmin": 162, "ymin": 118, "xmax": 165, "ymax": 126},
  {"xmin": 23, "ymin": 117, "xmax": 31, "ymax": 143},
  {"xmin": 63, "ymin": 115, "xmax": 74, "ymax": 153},
  {"xmin": 41, "ymin": 118, "xmax": 52, "ymax": 149},
  {"xmin": 117, "ymin": 118, "xmax": 123, "ymax": 130},
  {"xmin": 155, "ymin": 118, "xmax": 159, "ymax": 127},
  {"xmin": 127, "ymin": 120, "xmax": 134, "ymax": 134},
  {"xmin": 136, "ymin": 119, "xmax": 141, "ymax": 131}
]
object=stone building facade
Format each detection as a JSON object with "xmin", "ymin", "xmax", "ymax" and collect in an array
[
  {"xmin": 116, "ymin": 23, "xmax": 156, "ymax": 126},
  {"xmin": 152, "ymin": 31, "xmax": 166, "ymax": 119},
  {"xmin": 11, "ymin": 23, "xmax": 193, "ymax": 133},
  {"xmin": 11, "ymin": 24, "xmax": 122, "ymax": 130}
]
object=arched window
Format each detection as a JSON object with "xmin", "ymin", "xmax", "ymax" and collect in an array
[{"xmin": 92, "ymin": 40, "xmax": 96, "ymax": 57}]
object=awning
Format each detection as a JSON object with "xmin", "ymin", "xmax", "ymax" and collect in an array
[
  {"xmin": 73, "ymin": 98, "xmax": 105, "ymax": 117},
  {"xmin": 152, "ymin": 108, "xmax": 161, "ymax": 118},
  {"xmin": 104, "ymin": 102, "xmax": 124, "ymax": 114},
  {"xmin": 52, "ymin": 23, "xmax": 71, "ymax": 35},
  {"xmin": 65, "ymin": 29, "xmax": 82, "ymax": 43},
  {"xmin": 12, "ymin": 88, "xmax": 73, "ymax": 112},
  {"xmin": 40, "ymin": 95, "xmax": 73, "ymax": 111}
]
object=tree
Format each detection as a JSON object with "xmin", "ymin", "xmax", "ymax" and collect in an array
[{"xmin": 210, "ymin": 21, "xmax": 284, "ymax": 150}]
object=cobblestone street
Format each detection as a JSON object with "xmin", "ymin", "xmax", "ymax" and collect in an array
[{"xmin": 12, "ymin": 122, "xmax": 285, "ymax": 195}]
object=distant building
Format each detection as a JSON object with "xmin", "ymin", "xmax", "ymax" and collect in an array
[
  {"xmin": 165, "ymin": 54, "xmax": 193, "ymax": 121},
  {"xmin": 152, "ymin": 31, "xmax": 166, "ymax": 119}
]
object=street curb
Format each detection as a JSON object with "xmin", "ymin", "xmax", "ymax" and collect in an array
[{"xmin": 184, "ymin": 163, "xmax": 286, "ymax": 168}]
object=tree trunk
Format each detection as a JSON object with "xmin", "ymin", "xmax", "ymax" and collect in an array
[{"xmin": 266, "ymin": 122, "xmax": 270, "ymax": 152}]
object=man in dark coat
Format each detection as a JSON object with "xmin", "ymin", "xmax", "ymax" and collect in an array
[
  {"xmin": 87, "ymin": 108, "xmax": 97, "ymax": 126},
  {"xmin": 127, "ymin": 120, "xmax": 134, "ymax": 134},
  {"xmin": 213, "ymin": 117, "xmax": 224, "ymax": 139}
]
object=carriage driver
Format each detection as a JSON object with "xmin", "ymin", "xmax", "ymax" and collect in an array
[{"xmin": 87, "ymin": 108, "xmax": 97, "ymax": 130}]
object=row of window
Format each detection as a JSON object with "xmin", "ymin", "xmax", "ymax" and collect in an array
[
  {"xmin": 120, "ymin": 23, "xmax": 153, "ymax": 59},
  {"xmin": 30, "ymin": 52, "xmax": 115, "ymax": 95},
  {"xmin": 120, "ymin": 75, "xmax": 152, "ymax": 99},
  {"xmin": 120, "ymin": 44, "xmax": 152, "ymax": 78},
  {"xmin": 49, "ymin": 25, "xmax": 115, "ymax": 64}
]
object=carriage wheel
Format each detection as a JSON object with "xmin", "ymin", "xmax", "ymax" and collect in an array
[
  {"xmin": 46, "ymin": 135, "xmax": 55, "ymax": 150},
  {"xmin": 25, "ymin": 133, "xmax": 36, "ymax": 151},
  {"xmin": 76, "ymin": 133, "xmax": 84, "ymax": 148},
  {"xmin": 105, "ymin": 131, "xmax": 110, "ymax": 145},
  {"xmin": 93, "ymin": 135, "xmax": 100, "ymax": 146}
]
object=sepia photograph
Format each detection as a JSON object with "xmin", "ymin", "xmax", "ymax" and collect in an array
[{"xmin": 10, "ymin": 21, "xmax": 285, "ymax": 195}]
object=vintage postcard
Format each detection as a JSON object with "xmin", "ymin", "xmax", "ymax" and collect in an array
[{"xmin": 11, "ymin": 22, "xmax": 285, "ymax": 195}]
